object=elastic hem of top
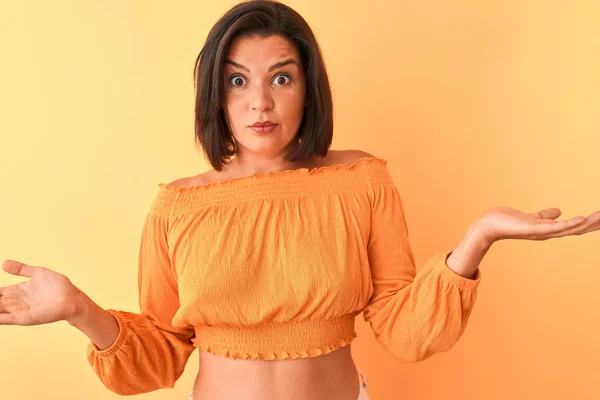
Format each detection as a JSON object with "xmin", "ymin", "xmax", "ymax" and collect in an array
[
  {"xmin": 159, "ymin": 157, "xmax": 387, "ymax": 192},
  {"xmin": 152, "ymin": 157, "xmax": 390, "ymax": 214},
  {"xmin": 191, "ymin": 313, "xmax": 358, "ymax": 360},
  {"xmin": 438, "ymin": 250, "xmax": 482, "ymax": 289}
]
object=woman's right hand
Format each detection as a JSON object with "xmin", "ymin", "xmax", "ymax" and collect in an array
[{"xmin": 0, "ymin": 260, "xmax": 83, "ymax": 326}]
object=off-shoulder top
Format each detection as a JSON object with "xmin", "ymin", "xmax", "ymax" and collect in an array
[{"xmin": 86, "ymin": 157, "xmax": 482, "ymax": 395}]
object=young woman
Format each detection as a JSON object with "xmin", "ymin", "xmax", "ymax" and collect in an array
[{"xmin": 1, "ymin": 1, "xmax": 598, "ymax": 399}]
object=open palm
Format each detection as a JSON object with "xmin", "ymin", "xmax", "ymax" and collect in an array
[
  {"xmin": 0, "ymin": 260, "xmax": 81, "ymax": 326},
  {"xmin": 479, "ymin": 206, "xmax": 600, "ymax": 242}
]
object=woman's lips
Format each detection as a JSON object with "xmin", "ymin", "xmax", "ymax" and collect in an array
[{"xmin": 250, "ymin": 124, "xmax": 278, "ymax": 133}]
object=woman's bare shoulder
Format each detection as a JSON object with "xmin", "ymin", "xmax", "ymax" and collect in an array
[
  {"xmin": 165, "ymin": 149, "xmax": 377, "ymax": 189},
  {"xmin": 166, "ymin": 171, "xmax": 214, "ymax": 189},
  {"xmin": 335, "ymin": 149, "xmax": 377, "ymax": 165}
]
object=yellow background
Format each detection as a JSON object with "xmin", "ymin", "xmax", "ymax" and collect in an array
[{"xmin": 1, "ymin": 1, "xmax": 598, "ymax": 399}]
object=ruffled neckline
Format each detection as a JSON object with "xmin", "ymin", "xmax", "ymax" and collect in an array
[{"xmin": 158, "ymin": 156, "xmax": 387, "ymax": 192}]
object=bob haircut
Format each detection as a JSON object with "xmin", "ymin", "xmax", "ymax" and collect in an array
[{"xmin": 193, "ymin": 0, "xmax": 334, "ymax": 171}]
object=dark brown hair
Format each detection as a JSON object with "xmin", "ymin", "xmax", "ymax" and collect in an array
[{"xmin": 193, "ymin": 0, "xmax": 334, "ymax": 171}]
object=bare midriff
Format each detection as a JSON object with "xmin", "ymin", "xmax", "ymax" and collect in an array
[{"xmin": 191, "ymin": 344, "xmax": 360, "ymax": 399}]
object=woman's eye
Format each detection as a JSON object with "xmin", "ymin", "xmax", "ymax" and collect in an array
[
  {"xmin": 230, "ymin": 76, "xmax": 246, "ymax": 87},
  {"xmin": 273, "ymin": 74, "xmax": 290, "ymax": 85}
]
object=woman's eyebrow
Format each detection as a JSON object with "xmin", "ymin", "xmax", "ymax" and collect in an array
[{"xmin": 224, "ymin": 58, "xmax": 299, "ymax": 72}]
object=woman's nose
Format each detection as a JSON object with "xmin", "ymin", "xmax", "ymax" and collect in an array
[{"xmin": 251, "ymin": 84, "xmax": 274, "ymax": 111}]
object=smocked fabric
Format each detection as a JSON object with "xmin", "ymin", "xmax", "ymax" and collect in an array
[{"xmin": 86, "ymin": 157, "xmax": 482, "ymax": 395}]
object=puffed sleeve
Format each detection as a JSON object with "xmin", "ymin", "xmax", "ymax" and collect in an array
[
  {"xmin": 86, "ymin": 190, "xmax": 196, "ymax": 394},
  {"xmin": 362, "ymin": 180, "xmax": 481, "ymax": 362}
]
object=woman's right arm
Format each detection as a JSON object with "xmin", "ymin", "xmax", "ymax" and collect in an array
[{"xmin": 1, "ymin": 190, "xmax": 196, "ymax": 395}]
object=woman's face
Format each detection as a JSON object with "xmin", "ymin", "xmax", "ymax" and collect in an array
[{"xmin": 222, "ymin": 34, "xmax": 306, "ymax": 160}]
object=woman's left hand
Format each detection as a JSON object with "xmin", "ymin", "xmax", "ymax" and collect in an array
[{"xmin": 478, "ymin": 206, "xmax": 600, "ymax": 243}]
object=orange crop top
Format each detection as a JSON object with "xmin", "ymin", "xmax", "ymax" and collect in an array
[{"xmin": 86, "ymin": 157, "xmax": 482, "ymax": 395}]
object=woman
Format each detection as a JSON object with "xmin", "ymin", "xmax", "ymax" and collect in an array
[{"xmin": 1, "ymin": 1, "xmax": 598, "ymax": 399}]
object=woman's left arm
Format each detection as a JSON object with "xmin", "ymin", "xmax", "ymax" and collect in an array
[{"xmin": 447, "ymin": 206, "xmax": 600, "ymax": 279}]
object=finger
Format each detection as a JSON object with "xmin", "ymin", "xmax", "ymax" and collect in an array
[
  {"xmin": 535, "ymin": 208, "xmax": 562, "ymax": 220},
  {"xmin": 534, "ymin": 217, "xmax": 585, "ymax": 232},
  {"xmin": 548, "ymin": 221, "xmax": 597, "ymax": 239},
  {"xmin": 1, "ymin": 260, "xmax": 41, "ymax": 278},
  {"xmin": 0, "ymin": 298, "xmax": 18, "ymax": 325},
  {"xmin": 541, "ymin": 212, "xmax": 600, "ymax": 239},
  {"xmin": 0, "ymin": 296, "xmax": 31, "ymax": 326},
  {"xmin": 0, "ymin": 314, "xmax": 16, "ymax": 325},
  {"xmin": 0, "ymin": 309, "xmax": 16, "ymax": 325},
  {"xmin": 0, "ymin": 283, "xmax": 24, "ymax": 298},
  {"xmin": 585, "ymin": 210, "xmax": 600, "ymax": 224},
  {"xmin": 0, "ymin": 297, "xmax": 13, "ymax": 313},
  {"xmin": 535, "ymin": 218, "xmax": 589, "ymax": 239}
]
